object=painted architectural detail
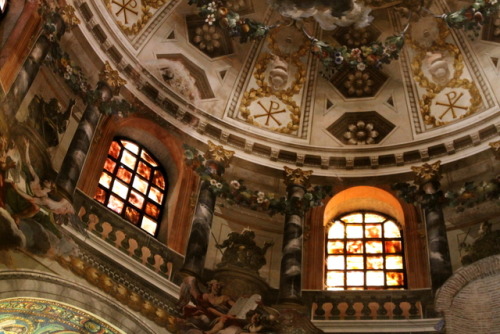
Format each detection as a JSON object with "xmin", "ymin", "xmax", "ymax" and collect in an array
[
  {"xmin": 407, "ymin": 16, "xmax": 483, "ymax": 128},
  {"xmin": 283, "ymin": 167, "xmax": 312, "ymax": 187},
  {"xmin": 205, "ymin": 140, "xmax": 235, "ymax": 167},
  {"xmin": 104, "ymin": 0, "xmax": 168, "ymax": 36},
  {"xmin": 0, "ymin": 297, "xmax": 124, "ymax": 334},
  {"xmin": 411, "ymin": 160, "xmax": 441, "ymax": 185},
  {"xmin": 99, "ymin": 61, "xmax": 127, "ymax": 94}
]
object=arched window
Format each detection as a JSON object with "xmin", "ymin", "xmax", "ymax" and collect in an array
[
  {"xmin": 325, "ymin": 211, "xmax": 406, "ymax": 290},
  {"xmin": 94, "ymin": 138, "xmax": 167, "ymax": 236}
]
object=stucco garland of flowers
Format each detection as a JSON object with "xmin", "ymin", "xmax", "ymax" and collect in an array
[
  {"xmin": 189, "ymin": 0, "xmax": 500, "ymax": 73},
  {"xmin": 392, "ymin": 177, "xmax": 500, "ymax": 212},
  {"xmin": 40, "ymin": 2, "xmax": 136, "ymax": 117},
  {"xmin": 184, "ymin": 145, "xmax": 333, "ymax": 215}
]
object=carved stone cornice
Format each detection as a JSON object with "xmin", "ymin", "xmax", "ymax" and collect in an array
[
  {"xmin": 204, "ymin": 140, "xmax": 234, "ymax": 167},
  {"xmin": 411, "ymin": 160, "xmax": 441, "ymax": 185},
  {"xmin": 99, "ymin": 61, "xmax": 127, "ymax": 95},
  {"xmin": 283, "ymin": 166, "xmax": 312, "ymax": 187}
]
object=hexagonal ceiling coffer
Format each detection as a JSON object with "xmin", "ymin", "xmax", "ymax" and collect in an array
[
  {"xmin": 332, "ymin": 26, "xmax": 381, "ymax": 49},
  {"xmin": 330, "ymin": 67, "xmax": 388, "ymax": 98},
  {"xmin": 327, "ymin": 111, "xmax": 395, "ymax": 145},
  {"xmin": 186, "ymin": 15, "xmax": 234, "ymax": 58}
]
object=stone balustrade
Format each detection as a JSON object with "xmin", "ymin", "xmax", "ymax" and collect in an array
[
  {"xmin": 73, "ymin": 190, "xmax": 183, "ymax": 282},
  {"xmin": 303, "ymin": 289, "xmax": 436, "ymax": 321}
]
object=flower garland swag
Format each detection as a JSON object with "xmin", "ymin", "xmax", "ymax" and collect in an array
[
  {"xmin": 184, "ymin": 145, "xmax": 333, "ymax": 216},
  {"xmin": 39, "ymin": 2, "xmax": 136, "ymax": 117},
  {"xmin": 392, "ymin": 176, "xmax": 500, "ymax": 212},
  {"xmin": 189, "ymin": 0, "xmax": 500, "ymax": 73}
]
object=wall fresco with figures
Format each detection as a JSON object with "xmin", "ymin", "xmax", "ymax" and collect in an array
[{"xmin": 0, "ymin": 297, "xmax": 124, "ymax": 334}]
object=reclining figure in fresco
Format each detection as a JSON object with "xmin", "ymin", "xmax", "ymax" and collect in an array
[{"xmin": 176, "ymin": 277, "xmax": 278, "ymax": 334}]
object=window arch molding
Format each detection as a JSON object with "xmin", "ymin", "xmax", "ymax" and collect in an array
[{"xmin": 79, "ymin": 115, "xmax": 197, "ymax": 249}]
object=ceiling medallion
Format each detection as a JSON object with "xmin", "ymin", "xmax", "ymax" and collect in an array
[
  {"xmin": 407, "ymin": 17, "xmax": 482, "ymax": 127},
  {"xmin": 189, "ymin": 0, "xmax": 500, "ymax": 74}
]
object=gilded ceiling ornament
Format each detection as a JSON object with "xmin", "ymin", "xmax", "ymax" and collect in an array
[
  {"xmin": 59, "ymin": 5, "xmax": 81, "ymax": 28},
  {"xmin": 205, "ymin": 140, "xmax": 235, "ymax": 167},
  {"xmin": 283, "ymin": 166, "xmax": 313, "ymax": 187},
  {"xmin": 99, "ymin": 61, "xmax": 127, "ymax": 93},
  {"xmin": 104, "ymin": 0, "xmax": 166, "ymax": 36},
  {"xmin": 411, "ymin": 160, "xmax": 441, "ymax": 185}
]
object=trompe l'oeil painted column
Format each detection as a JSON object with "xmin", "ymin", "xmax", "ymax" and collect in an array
[
  {"xmin": 278, "ymin": 166, "xmax": 312, "ymax": 304},
  {"xmin": 181, "ymin": 141, "xmax": 234, "ymax": 278},
  {"xmin": 1, "ymin": 5, "xmax": 80, "ymax": 124},
  {"xmin": 56, "ymin": 62, "xmax": 126, "ymax": 200},
  {"xmin": 411, "ymin": 161, "xmax": 453, "ymax": 290}
]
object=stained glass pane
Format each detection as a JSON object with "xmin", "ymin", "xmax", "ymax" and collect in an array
[
  {"xmin": 125, "ymin": 207, "xmax": 140, "ymax": 224},
  {"xmin": 327, "ymin": 255, "xmax": 345, "ymax": 270},
  {"xmin": 342, "ymin": 213, "xmax": 363, "ymax": 224},
  {"xmin": 366, "ymin": 271, "xmax": 384, "ymax": 286},
  {"xmin": 346, "ymin": 240, "xmax": 363, "ymax": 253},
  {"xmin": 121, "ymin": 140, "xmax": 139, "ymax": 154},
  {"xmin": 141, "ymin": 216, "xmax": 157, "ymax": 236},
  {"xmin": 137, "ymin": 162, "xmax": 151, "ymax": 180},
  {"xmin": 326, "ymin": 271, "xmax": 344, "ymax": 289},
  {"xmin": 148, "ymin": 186, "xmax": 163, "ymax": 203},
  {"xmin": 109, "ymin": 141, "xmax": 121, "ymax": 159},
  {"xmin": 328, "ymin": 221, "xmax": 344, "ymax": 239},
  {"xmin": 346, "ymin": 256, "xmax": 364, "ymax": 269},
  {"xmin": 103, "ymin": 158, "xmax": 116, "ymax": 173},
  {"xmin": 366, "ymin": 256, "xmax": 384, "ymax": 269},
  {"xmin": 346, "ymin": 225, "xmax": 363, "ymax": 238},
  {"xmin": 366, "ymin": 241, "xmax": 383, "ymax": 254},
  {"xmin": 384, "ymin": 221, "xmax": 401, "ymax": 238},
  {"xmin": 141, "ymin": 150, "xmax": 158, "ymax": 166},
  {"xmin": 116, "ymin": 167, "xmax": 132, "ymax": 183},
  {"xmin": 365, "ymin": 224, "xmax": 382, "ymax": 238},
  {"xmin": 327, "ymin": 241, "xmax": 344, "ymax": 254},
  {"xmin": 385, "ymin": 241, "xmax": 402, "ymax": 253},
  {"xmin": 129, "ymin": 190, "xmax": 145, "ymax": 209},
  {"xmin": 364, "ymin": 213, "xmax": 385, "ymax": 223},
  {"xmin": 94, "ymin": 187, "xmax": 106, "ymax": 203},
  {"xmin": 112, "ymin": 180, "xmax": 129, "ymax": 199},
  {"xmin": 346, "ymin": 271, "xmax": 364, "ymax": 286},
  {"xmin": 386, "ymin": 272, "xmax": 404, "ymax": 286},
  {"xmin": 121, "ymin": 150, "xmax": 137, "ymax": 169},
  {"xmin": 153, "ymin": 171, "xmax": 165, "ymax": 189},
  {"xmin": 98, "ymin": 172, "xmax": 112, "ymax": 188},
  {"xmin": 145, "ymin": 202, "xmax": 160, "ymax": 219},
  {"xmin": 133, "ymin": 176, "xmax": 148, "ymax": 194},
  {"xmin": 386, "ymin": 256, "xmax": 403, "ymax": 269},
  {"xmin": 107, "ymin": 195, "xmax": 124, "ymax": 214}
]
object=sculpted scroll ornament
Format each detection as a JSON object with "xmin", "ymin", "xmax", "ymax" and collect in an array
[
  {"xmin": 283, "ymin": 166, "xmax": 313, "ymax": 187},
  {"xmin": 411, "ymin": 160, "xmax": 441, "ymax": 185},
  {"xmin": 205, "ymin": 140, "xmax": 235, "ymax": 167}
]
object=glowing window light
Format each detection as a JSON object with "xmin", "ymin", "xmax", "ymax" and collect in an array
[
  {"xmin": 325, "ymin": 211, "xmax": 406, "ymax": 290},
  {"xmin": 94, "ymin": 138, "xmax": 167, "ymax": 236}
]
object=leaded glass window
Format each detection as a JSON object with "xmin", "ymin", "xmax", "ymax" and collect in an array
[
  {"xmin": 94, "ymin": 138, "xmax": 167, "ymax": 236},
  {"xmin": 325, "ymin": 212, "xmax": 406, "ymax": 290}
]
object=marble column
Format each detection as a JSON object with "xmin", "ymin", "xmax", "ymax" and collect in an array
[
  {"xmin": 56, "ymin": 62, "xmax": 126, "ymax": 200},
  {"xmin": 411, "ymin": 161, "xmax": 453, "ymax": 290},
  {"xmin": 181, "ymin": 141, "xmax": 234, "ymax": 278},
  {"xmin": 1, "ymin": 5, "xmax": 79, "ymax": 124},
  {"xmin": 278, "ymin": 167, "xmax": 312, "ymax": 304}
]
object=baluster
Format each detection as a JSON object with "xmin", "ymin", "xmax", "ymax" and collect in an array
[
  {"xmin": 314, "ymin": 299, "xmax": 326, "ymax": 320},
  {"xmin": 408, "ymin": 297, "xmax": 421, "ymax": 319},
  {"xmin": 376, "ymin": 297, "xmax": 389, "ymax": 319},
  {"xmin": 361, "ymin": 299, "xmax": 371, "ymax": 320},
  {"xmin": 345, "ymin": 297, "xmax": 356, "ymax": 320},
  {"xmin": 393, "ymin": 297, "xmax": 404, "ymax": 319}
]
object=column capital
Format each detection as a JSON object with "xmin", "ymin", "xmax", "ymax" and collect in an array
[
  {"xmin": 283, "ymin": 166, "xmax": 312, "ymax": 188},
  {"xmin": 99, "ymin": 61, "xmax": 127, "ymax": 95},
  {"xmin": 411, "ymin": 160, "xmax": 441, "ymax": 186},
  {"xmin": 59, "ymin": 5, "xmax": 81, "ymax": 28},
  {"xmin": 204, "ymin": 140, "xmax": 234, "ymax": 168}
]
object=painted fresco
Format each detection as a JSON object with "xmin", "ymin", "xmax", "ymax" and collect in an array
[
  {"xmin": 0, "ymin": 94, "xmax": 77, "ymax": 260},
  {"xmin": 0, "ymin": 297, "xmax": 123, "ymax": 334}
]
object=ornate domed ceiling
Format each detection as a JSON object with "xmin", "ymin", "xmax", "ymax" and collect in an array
[{"xmin": 73, "ymin": 0, "xmax": 500, "ymax": 176}]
